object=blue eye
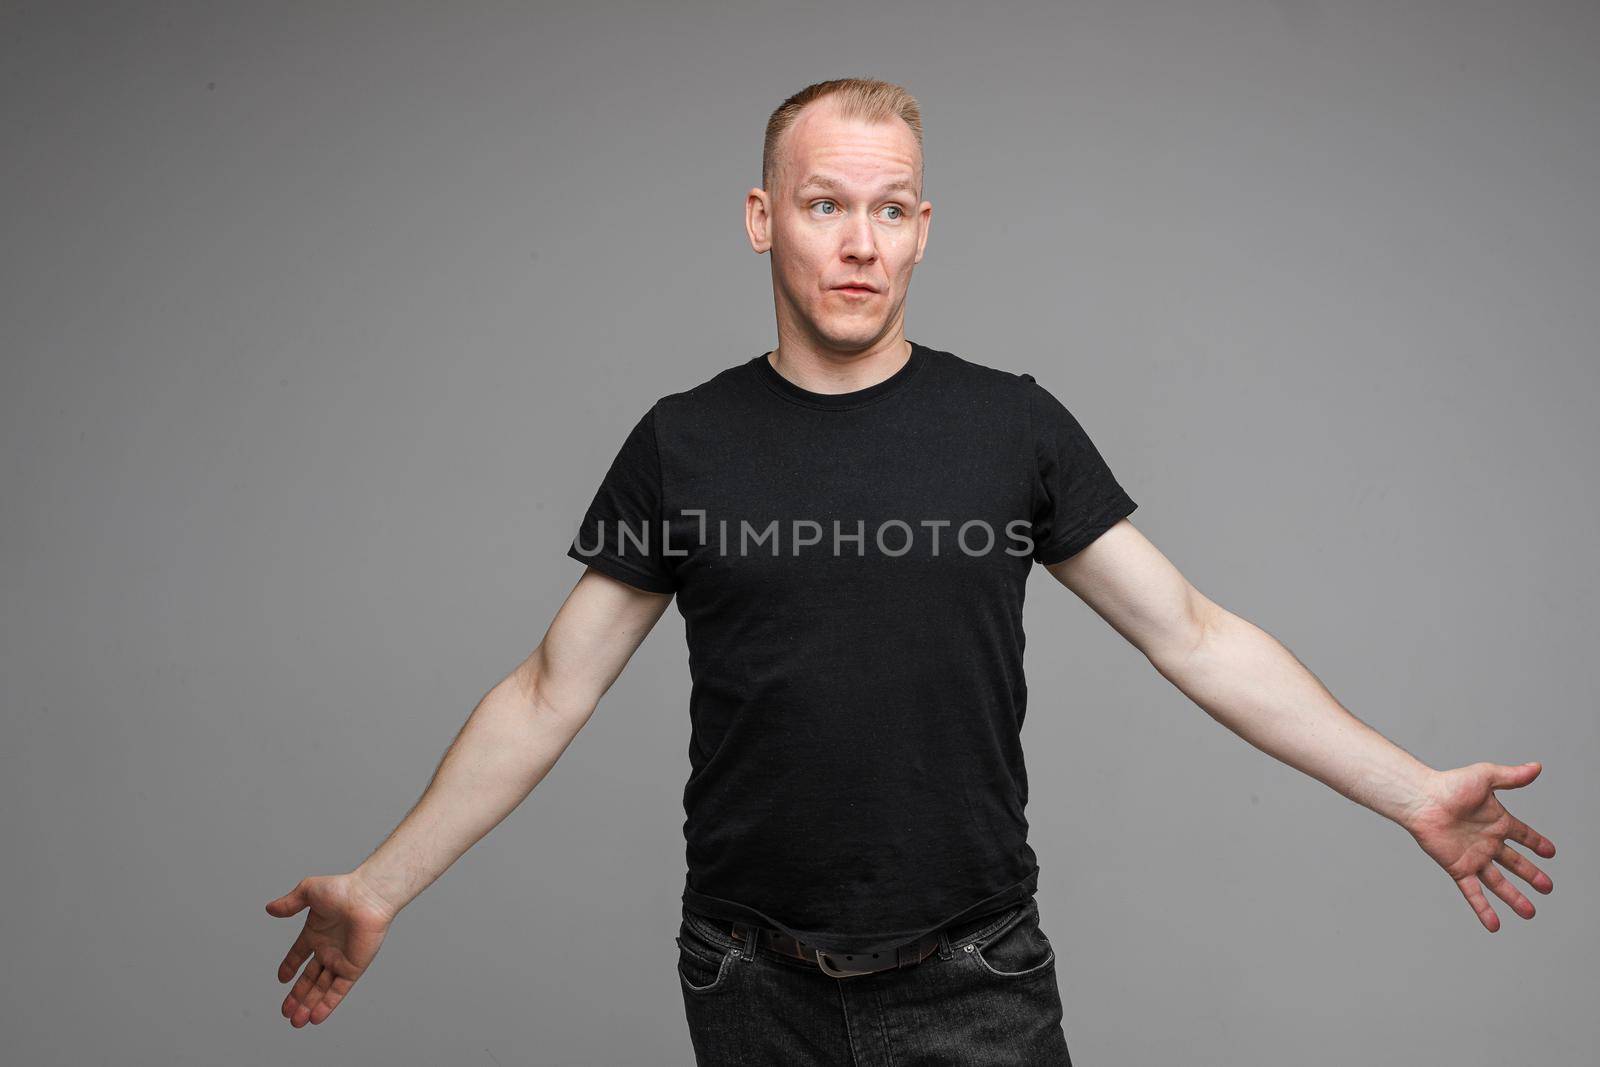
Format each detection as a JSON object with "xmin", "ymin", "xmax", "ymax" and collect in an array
[
  {"xmin": 814, "ymin": 200, "xmax": 838, "ymax": 215},
  {"xmin": 883, "ymin": 205, "xmax": 903, "ymax": 220}
]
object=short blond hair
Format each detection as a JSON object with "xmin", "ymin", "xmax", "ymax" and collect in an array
[{"xmin": 762, "ymin": 77, "xmax": 924, "ymax": 197}]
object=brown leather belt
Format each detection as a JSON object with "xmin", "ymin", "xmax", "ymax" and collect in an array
[{"xmin": 730, "ymin": 921, "xmax": 943, "ymax": 978}]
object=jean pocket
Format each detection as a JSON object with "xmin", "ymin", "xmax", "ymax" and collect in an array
[
  {"xmin": 965, "ymin": 898, "xmax": 1055, "ymax": 980},
  {"xmin": 676, "ymin": 915, "xmax": 738, "ymax": 996}
]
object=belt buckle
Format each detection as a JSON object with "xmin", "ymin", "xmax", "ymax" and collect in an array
[{"xmin": 813, "ymin": 946, "xmax": 888, "ymax": 978}]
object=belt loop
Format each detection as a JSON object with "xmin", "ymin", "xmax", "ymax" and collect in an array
[
  {"xmin": 731, "ymin": 920, "xmax": 758, "ymax": 961},
  {"xmin": 936, "ymin": 926, "xmax": 954, "ymax": 961}
]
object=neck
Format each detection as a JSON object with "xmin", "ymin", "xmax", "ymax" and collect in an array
[{"xmin": 767, "ymin": 333, "xmax": 912, "ymax": 396}]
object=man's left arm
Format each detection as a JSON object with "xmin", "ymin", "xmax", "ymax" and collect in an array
[{"xmin": 1046, "ymin": 518, "xmax": 1557, "ymax": 933}]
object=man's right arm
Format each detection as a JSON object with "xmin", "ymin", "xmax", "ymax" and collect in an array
[
  {"xmin": 354, "ymin": 565, "xmax": 672, "ymax": 912},
  {"xmin": 265, "ymin": 566, "xmax": 673, "ymax": 1027}
]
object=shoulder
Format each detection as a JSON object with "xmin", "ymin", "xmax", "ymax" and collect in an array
[
  {"xmin": 916, "ymin": 343, "xmax": 1047, "ymax": 413},
  {"xmin": 647, "ymin": 356, "xmax": 764, "ymax": 423},
  {"xmin": 934, "ymin": 346, "xmax": 1092, "ymax": 411},
  {"xmin": 920, "ymin": 346, "xmax": 1106, "ymax": 453},
  {"xmin": 921, "ymin": 343, "xmax": 1025, "ymax": 382}
]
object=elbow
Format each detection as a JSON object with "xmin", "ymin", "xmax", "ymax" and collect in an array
[
  {"xmin": 1152, "ymin": 586, "xmax": 1227, "ymax": 681},
  {"xmin": 511, "ymin": 649, "xmax": 598, "ymax": 731},
  {"xmin": 508, "ymin": 648, "xmax": 565, "ymax": 719}
]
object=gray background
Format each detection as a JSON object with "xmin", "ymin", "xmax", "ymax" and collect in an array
[{"xmin": 3, "ymin": 1, "xmax": 1595, "ymax": 1064}]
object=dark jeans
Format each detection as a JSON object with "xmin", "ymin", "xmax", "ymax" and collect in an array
[{"xmin": 676, "ymin": 895, "xmax": 1073, "ymax": 1066}]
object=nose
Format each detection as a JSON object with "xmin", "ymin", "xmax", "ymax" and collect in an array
[{"xmin": 839, "ymin": 210, "xmax": 877, "ymax": 265}]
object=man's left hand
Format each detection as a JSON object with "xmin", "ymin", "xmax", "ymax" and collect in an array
[{"xmin": 1402, "ymin": 761, "xmax": 1556, "ymax": 932}]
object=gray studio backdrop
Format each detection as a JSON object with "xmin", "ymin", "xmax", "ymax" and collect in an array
[{"xmin": 3, "ymin": 2, "xmax": 1595, "ymax": 1065}]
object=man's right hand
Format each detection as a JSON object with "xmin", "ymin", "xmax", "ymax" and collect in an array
[
  {"xmin": 265, "ymin": 872, "xmax": 397, "ymax": 1027},
  {"xmin": 261, "ymin": 567, "xmax": 674, "ymax": 1028}
]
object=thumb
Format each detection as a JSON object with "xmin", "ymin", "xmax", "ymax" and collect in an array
[
  {"xmin": 1488, "ymin": 761, "xmax": 1542, "ymax": 790},
  {"xmin": 265, "ymin": 879, "xmax": 310, "ymax": 917}
]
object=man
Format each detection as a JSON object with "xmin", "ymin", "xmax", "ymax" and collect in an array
[{"xmin": 266, "ymin": 78, "xmax": 1557, "ymax": 1064}]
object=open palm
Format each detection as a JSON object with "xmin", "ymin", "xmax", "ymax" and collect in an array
[
  {"xmin": 265, "ymin": 873, "xmax": 396, "ymax": 1027},
  {"xmin": 1404, "ymin": 761, "xmax": 1556, "ymax": 932}
]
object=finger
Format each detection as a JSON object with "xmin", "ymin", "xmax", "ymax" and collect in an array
[
  {"xmin": 1505, "ymin": 817, "xmax": 1557, "ymax": 859},
  {"xmin": 295, "ymin": 958, "xmax": 338, "ymax": 1026},
  {"xmin": 1496, "ymin": 843, "xmax": 1553, "ymax": 895},
  {"xmin": 1455, "ymin": 874, "xmax": 1500, "ymax": 932},
  {"xmin": 266, "ymin": 879, "xmax": 310, "ymax": 917},
  {"xmin": 281, "ymin": 957, "xmax": 317, "ymax": 1020},
  {"xmin": 278, "ymin": 929, "xmax": 312, "ymax": 983},
  {"xmin": 1479, "ymin": 864, "xmax": 1535, "ymax": 920},
  {"xmin": 1488, "ymin": 762, "xmax": 1541, "ymax": 790},
  {"xmin": 309, "ymin": 974, "xmax": 357, "ymax": 1025},
  {"xmin": 299, "ymin": 966, "xmax": 339, "ymax": 1030},
  {"xmin": 283, "ymin": 956, "xmax": 322, "ymax": 1020}
]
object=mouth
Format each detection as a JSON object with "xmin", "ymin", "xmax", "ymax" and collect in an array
[{"xmin": 831, "ymin": 285, "xmax": 878, "ymax": 296}]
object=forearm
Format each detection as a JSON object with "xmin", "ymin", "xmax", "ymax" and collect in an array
[
  {"xmin": 1154, "ymin": 605, "xmax": 1436, "ymax": 827},
  {"xmin": 352, "ymin": 662, "xmax": 587, "ymax": 917}
]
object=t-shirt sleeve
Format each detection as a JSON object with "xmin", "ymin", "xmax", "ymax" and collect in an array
[
  {"xmin": 1025, "ymin": 376, "xmax": 1138, "ymax": 565},
  {"xmin": 565, "ymin": 405, "xmax": 679, "ymax": 594}
]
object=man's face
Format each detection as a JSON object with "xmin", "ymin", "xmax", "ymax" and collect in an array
[{"xmin": 747, "ymin": 99, "xmax": 932, "ymax": 353}]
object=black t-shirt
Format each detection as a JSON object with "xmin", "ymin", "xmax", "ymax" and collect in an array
[{"xmin": 566, "ymin": 340, "xmax": 1137, "ymax": 956}]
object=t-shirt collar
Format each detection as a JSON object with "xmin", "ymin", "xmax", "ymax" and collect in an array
[{"xmin": 755, "ymin": 340, "xmax": 928, "ymax": 411}]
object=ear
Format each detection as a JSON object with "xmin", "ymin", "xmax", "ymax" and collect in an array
[
  {"xmin": 745, "ymin": 187, "xmax": 772, "ymax": 254},
  {"xmin": 913, "ymin": 200, "xmax": 932, "ymax": 264}
]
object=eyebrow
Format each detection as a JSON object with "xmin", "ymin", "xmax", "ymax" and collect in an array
[{"xmin": 796, "ymin": 174, "xmax": 918, "ymax": 198}]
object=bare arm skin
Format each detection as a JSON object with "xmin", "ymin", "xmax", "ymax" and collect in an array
[
  {"xmin": 264, "ymin": 567, "xmax": 673, "ymax": 1027},
  {"xmin": 1046, "ymin": 518, "xmax": 1556, "ymax": 933}
]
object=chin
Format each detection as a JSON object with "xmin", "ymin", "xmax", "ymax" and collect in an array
[
  {"xmin": 816, "ymin": 326, "xmax": 882, "ymax": 350},
  {"xmin": 813, "ymin": 312, "xmax": 883, "ymax": 340}
]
